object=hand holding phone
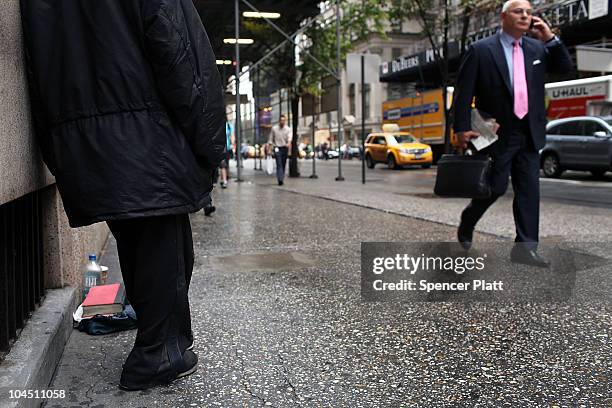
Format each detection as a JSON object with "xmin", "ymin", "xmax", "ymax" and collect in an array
[{"xmin": 528, "ymin": 15, "xmax": 555, "ymax": 42}]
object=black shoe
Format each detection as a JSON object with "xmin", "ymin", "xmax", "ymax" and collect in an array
[
  {"xmin": 119, "ymin": 348, "xmax": 198, "ymax": 391},
  {"xmin": 510, "ymin": 246, "xmax": 550, "ymax": 268},
  {"xmin": 186, "ymin": 329, "xmax": 194, "ymax": 351},
  {"xmin": 278, "ymin": 180, "xmax": 284, "ymax": 186},
  {"xmin": 457, "ymin": 221, "xmax": 474, "ymax": 250},
  {"xmin": 204, "ymin": 205, "xmax": 216, "ymax": 216}
]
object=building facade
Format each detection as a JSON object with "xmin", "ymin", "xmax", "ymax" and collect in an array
[{"xmin": 295, "ymin": 15, "xmax": 425, "ymax": 148}]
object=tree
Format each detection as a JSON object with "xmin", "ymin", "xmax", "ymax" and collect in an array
[{"xmin": 244, "ymin": 0, "xmax": 389, "ymax": 176}]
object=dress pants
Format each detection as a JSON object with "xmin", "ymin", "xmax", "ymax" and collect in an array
[
  {"xmin": 107, "ymin": 213, "xmax": 194, "ymax": 378},
  {"xmin": 275, "ymin": 146, "xmax": 288, "ymax": 182},
  {"xmin": 461, "ymin": 119, "xmax": 540, "ymax": 248}
]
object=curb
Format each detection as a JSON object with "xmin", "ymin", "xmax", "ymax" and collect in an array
[
  {"xmin": 0, "ymin": 287, "xmax": 78, "ymax": 408},
  {"xmin": 268, "ymin": 183, "xmax": 508, "ymax": 240}
]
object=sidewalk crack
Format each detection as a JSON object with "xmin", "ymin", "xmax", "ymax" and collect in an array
[
  {"xmin": 235, "ymin": 345, "xmax": 279, "ymax": 408},
  {"xmin": 277, "ymin": 351, "xmax": 301, "ymax": 403}
]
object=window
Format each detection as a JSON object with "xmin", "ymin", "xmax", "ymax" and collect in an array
[
  {"xmin": 348, "ymin": 84, "xmax": 356, "ymax": 116},
  {"xmin": 390, "ymin": 134, "xmax": 416, "ymax": 144},
  {"xmin": 558, "ymin": 121, "xmax": 581, "ymax": 136},
  {"xmin": 392, "ymin": 48, "xmax": 402, "ymax": 59},
  {"xmin": 547, "ymin": 125, "xmax": 562, "ymax": 135},
  {"xmin": 390, "ymin": 18, "xmax": 402, "ymax": 32},
  {"xmin": 362, "ymin": 84, "xmax": 371, "ymax": 119},
  {"xmin": 387, "ymin": 82, "xmax": 413, "ymax": 101},
  {"xmin": 374, "ymin": 136, "xmax": 386, "ymax": 145},
  {"xmin": 583, "ymin": 120, "xmax": 607, "ymax": 136}
]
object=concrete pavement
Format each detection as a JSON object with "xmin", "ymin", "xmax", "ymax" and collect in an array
[
  {"xmin": 261, "ymin": 158, "xmax": 612, "ymax": 242},
  {"xmin": 42, "ymin": 160, "xmax": 611, "ymax": 407}
]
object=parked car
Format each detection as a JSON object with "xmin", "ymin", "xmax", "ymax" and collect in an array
[
  {"xmin": 327, "ymin": 149, "xmax": 339, "ymax": 159},
  {"xmin": 541, "ymin": 116, "xmax": 612, "ymax": 178},
  {"xmin": 348, "ymin": 146, "xmax": 361, "ymax": 158},
  {"xmin": 364, "ymin": 126, "xmax": 433, "ymax": 169}
]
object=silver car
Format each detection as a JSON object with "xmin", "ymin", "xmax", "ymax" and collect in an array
[{"xmin": 541, "ymin": 116, "xmax": 612, "ymax": 178}]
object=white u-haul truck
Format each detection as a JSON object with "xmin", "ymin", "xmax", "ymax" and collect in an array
[{"xmin": 545, "ymin": 75, "xmax": 612, "ymax": 119}]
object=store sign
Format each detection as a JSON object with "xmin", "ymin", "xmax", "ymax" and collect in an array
[
  {"xmin": 548, "ymin": 83, "xmax": 607, "ymax": 100},
  {"xmin": 383, "ymin": 102, "xmax": 439, "ymax": 121},
  {"xmin": 540, "ymin": 0, "xmax": 589, "ymax": 26},
  {"xmin": 380, "ymin": 42, "xmax": 459, "ymax": 78},
  {"xmin": 467, "ymin": 0, "xmax": 599, "ymax": 45},
  {"xmin": 589, "ymin": 0, "xmax": 609, "ymax": 19}
]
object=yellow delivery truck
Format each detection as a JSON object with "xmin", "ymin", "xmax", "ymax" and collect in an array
[{"xmin": 382, "ymin": 87, "xmax": 455, "ymax": 159}]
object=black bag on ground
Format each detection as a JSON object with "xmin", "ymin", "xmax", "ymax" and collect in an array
[{"xmin": 434, "ymin": 153, "xmax": 493, "ymax": 199}]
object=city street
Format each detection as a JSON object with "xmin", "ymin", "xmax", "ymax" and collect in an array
[
  {"xmin": 291, "ymin": 158, "xmax": 612, "ymax": 210},
  {"xmin": 3, "ymin": 1, "xmax": 612, "ymax": 407},
  {"xmin": 43, "ymin": 160, "xmax": 611, "ymax": 407}
]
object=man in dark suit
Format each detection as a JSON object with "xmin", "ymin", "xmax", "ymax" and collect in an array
[{"xmin": 453, "ymin": 0, "xmax": 573, "ymax": 266}]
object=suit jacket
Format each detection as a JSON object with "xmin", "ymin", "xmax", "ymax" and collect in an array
[{"xmin": 453, "ymin": 32, "xmax": 573, "ymax": 152}]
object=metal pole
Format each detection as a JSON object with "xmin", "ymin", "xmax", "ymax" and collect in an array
[
  {"xmin": 335, "ymin": 0, "xmax": 344, "ymax": 182},
  {"xmin": 254, "ymin": 67, "xmax": 260, "ymax": 170},
  {"xmin": 235, "ymin": 0, "xmax": 243, "ymax": 181},
  {"xmin": 310, "ymin": 94, "xmax": 318, "ymax": 179},
  {"xmin": 253, "ymin": 96, "xmax": 257, "ymax": 170},
  {"xmin": 361, "ymin": 54, "xmax": 366, "ymax": 185}
]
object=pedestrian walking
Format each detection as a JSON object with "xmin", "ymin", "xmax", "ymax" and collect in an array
[
  {"xmin": 453, "ymin": 0, "xmax": 573, "ymax": 266},
  {"xmin": 322, "ymin": 142, "xmax": 329, "ymax": 160},
  {"xmin": 268, "ymin": 114, "xmax": 292, "ymax": 185},
  {"xmin": 219, "ymin": 121, "xmax": 233, "ymax": 189},
  {"xmin": 20, "ymin": 0, "xmax": 226, "ymax": 390}
]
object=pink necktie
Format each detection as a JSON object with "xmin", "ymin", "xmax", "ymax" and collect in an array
[{"xmin": 513, "ymin": 40, "xmax": 528, "ymax": 119}]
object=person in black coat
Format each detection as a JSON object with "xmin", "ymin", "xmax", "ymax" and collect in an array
[
  {"xmin": 20, "ymin": 0, "xmax": 226, "ymax": 390},
  {"xmin": 453, "ymin": 0, "xmax": 573, "ymax": 266}
]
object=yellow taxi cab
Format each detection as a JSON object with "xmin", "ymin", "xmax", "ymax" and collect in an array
[{"xmin": 364, "ymin": 124, "xmax": 433, "ymax": 169}]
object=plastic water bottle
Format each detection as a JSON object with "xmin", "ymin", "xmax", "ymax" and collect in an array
[{"xmin": 82, "ymin": 254, "xmax": 102, "ymax": 299}]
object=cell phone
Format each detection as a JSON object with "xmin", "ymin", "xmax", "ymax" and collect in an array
[{"xmin": 530, "ymin": 14, "xmax": 550, "ymax": 30}]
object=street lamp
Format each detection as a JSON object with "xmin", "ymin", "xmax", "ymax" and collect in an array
[
  {"xmin": 223, "ymin": 38, "xmax": 255, "ymax": 45},
  {"xmin": 243, "ymin": 11, "xmax": 281, "ymax": 19},
  {"xmin": 216, "ymin": 60, "xmax": 233, "ymax": 65}
]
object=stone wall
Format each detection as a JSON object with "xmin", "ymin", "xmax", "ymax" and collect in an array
[{"xmin": 0, "ymin": 0, "xmax": 109, "ymax": 291}]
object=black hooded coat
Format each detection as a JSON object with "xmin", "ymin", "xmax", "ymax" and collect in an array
[{"xmin": 20, "ymin": 0, "xmax": 226, "ymax": 227}]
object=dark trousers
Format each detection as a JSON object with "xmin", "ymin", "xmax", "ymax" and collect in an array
[
  {"xmin": 275, "ymin": 146, "xmax": 288, "ymax": 182},
  {"xmin": 461, "ymin": 124, "xmax": 540, "ymax": 248},
  {"xmin": 107, "ymin": 213, "xmax": 193, "ymax": 376}
]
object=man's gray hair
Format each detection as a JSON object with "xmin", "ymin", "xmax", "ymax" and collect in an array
[{"xmin": 502, "ymin": 0, "xmax": 529, "ymax": 12}]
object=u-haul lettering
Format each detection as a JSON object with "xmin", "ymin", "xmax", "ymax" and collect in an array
[{"xmin": 548, "ymin": 83, "xmax": 606, "ymax": 100}]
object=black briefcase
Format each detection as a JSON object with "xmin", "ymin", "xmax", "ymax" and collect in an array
[{"xmin": 434, "ymin": 153, "xmax": 493, "ymax": 199}]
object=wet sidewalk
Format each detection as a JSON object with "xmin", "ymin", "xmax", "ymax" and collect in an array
[
  {"xmin": 247, "ymin": 158, "xmax": 612, "ymax": 242},
  {"xmin": 44, "ymin": 164, "xmax": 611, "ymax": 407}
]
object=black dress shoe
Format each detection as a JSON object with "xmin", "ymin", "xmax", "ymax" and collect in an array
[
  {"xmin": 119, "ymin": 345, "xmax": 198, "ymax": 391},
  {"xmin": 510, "ymin": 246, "xmax": 550, "ymax": 268},
  {"xmin": 204, "ymin": 205, "xmax": 216, "ymax": 216},
  {"xmin": 278, "ymin": 180, "xmax": 284, "ymax": 186},
  {"xmin": 457, "ymin": 221, "xmax": 474, "ymax": 250},
  {"xmin": 186, "ymin": 329, "xmax": 194, "ymax": 351}
]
